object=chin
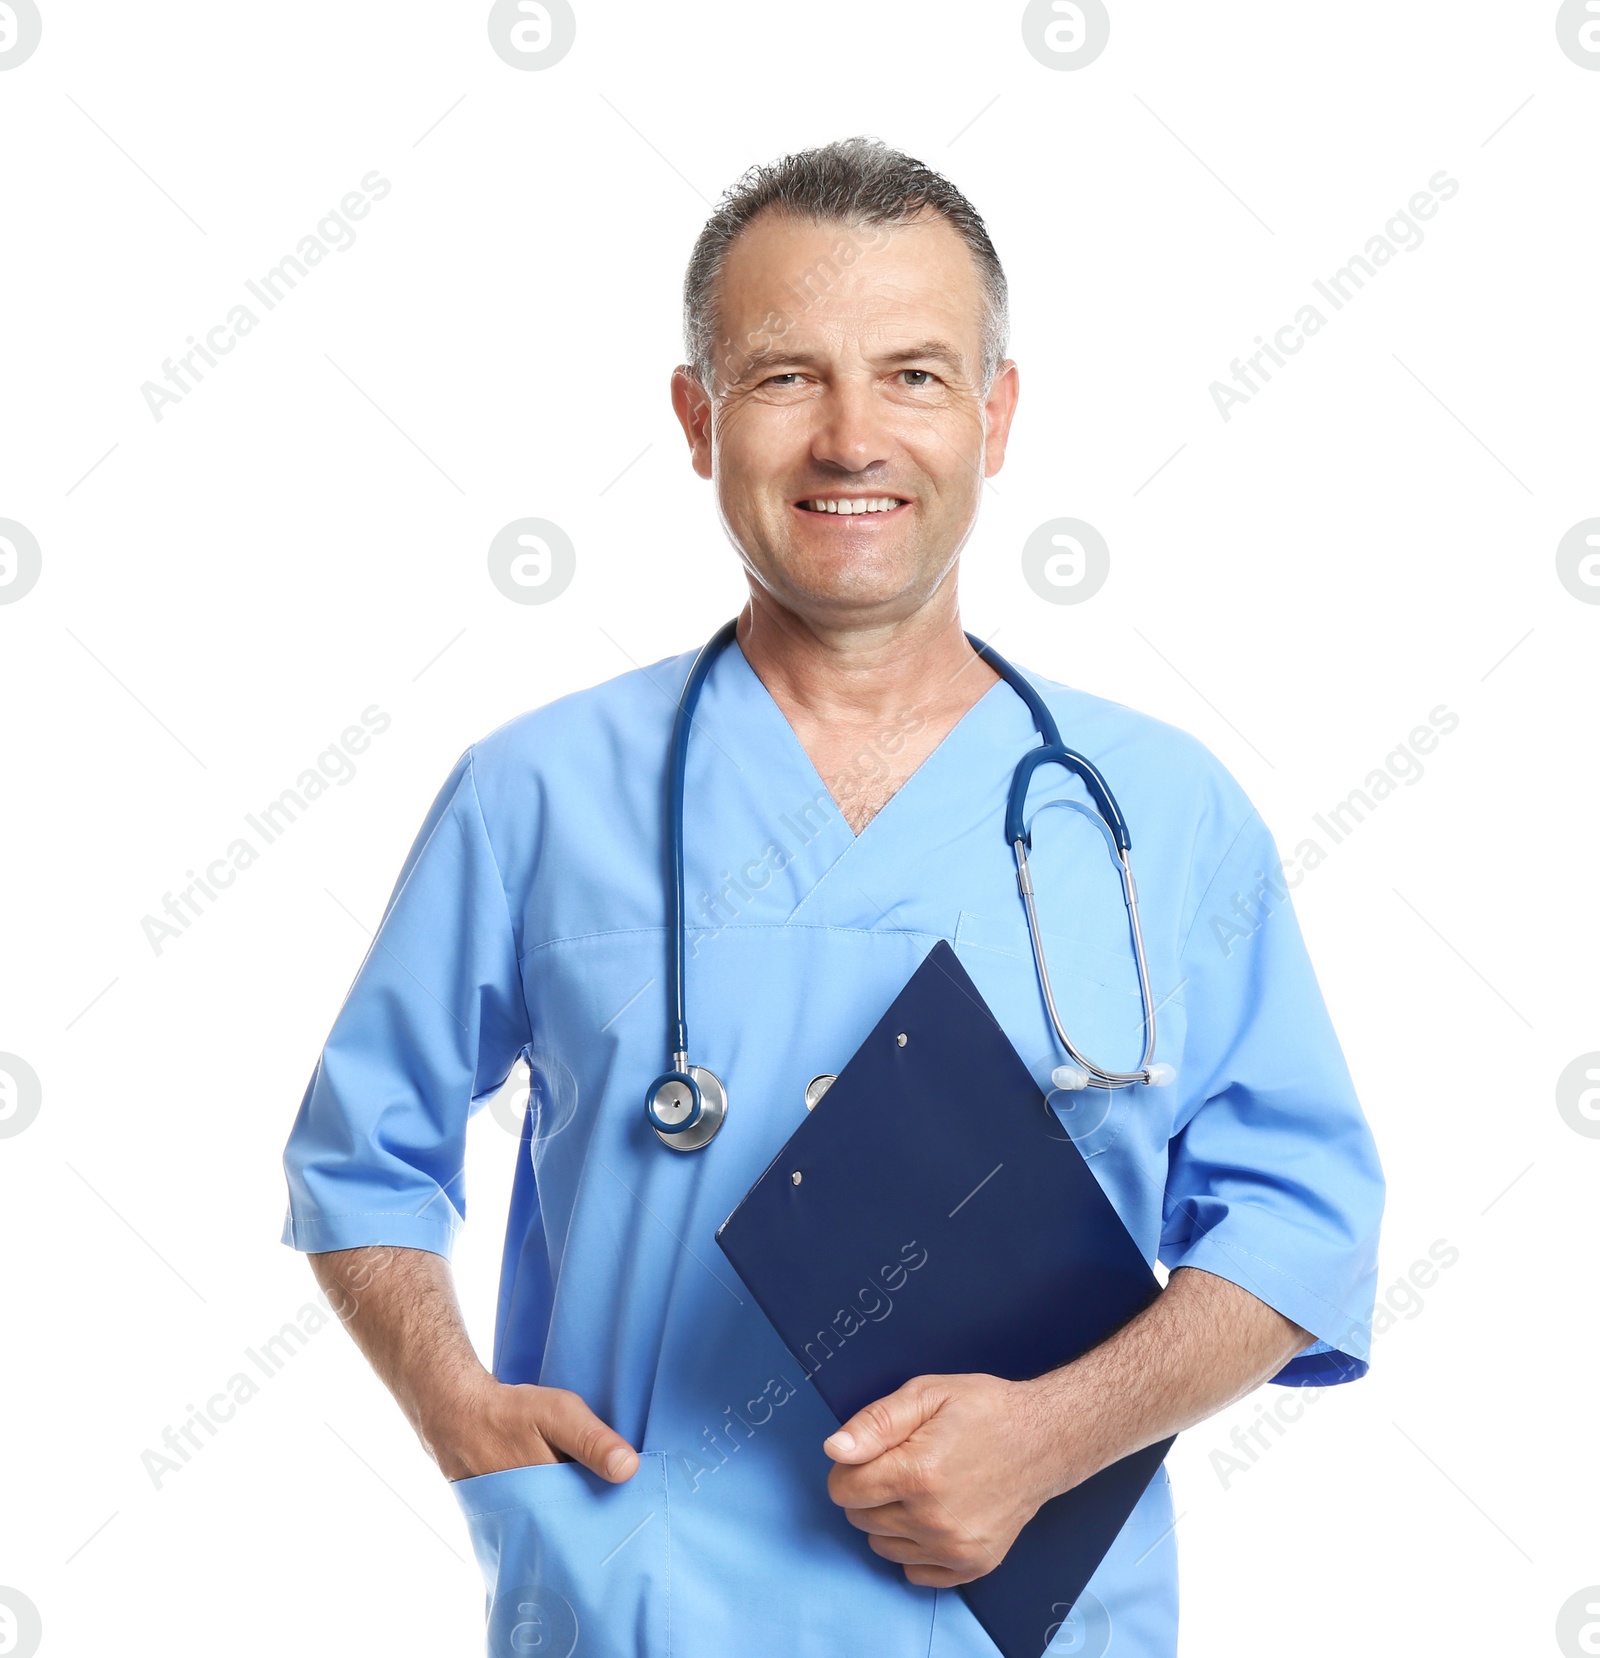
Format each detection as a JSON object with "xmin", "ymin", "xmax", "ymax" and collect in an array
[
  {"xmin": 770, "ymin": 567, "xmax": 934, "ymax": 621},
  {"xmin": 735, "ymin": 513, "xmax": 949, "ymax": 616}
]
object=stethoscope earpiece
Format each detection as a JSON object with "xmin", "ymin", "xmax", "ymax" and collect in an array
[
  {"xmin": 1051, "ymin": 1065, "xmax": 1092, "ymax": 1093},
  {"xmin": 1051, "ymin": 1061, "xmax": 1178, "ymax": 1095}
]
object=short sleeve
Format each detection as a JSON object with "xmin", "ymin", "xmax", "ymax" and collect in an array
[
  {"xmin": 1160, "ymin": 810, "xmax": 1384, "ymax": 1385},
  {"xmin": 280, "ymin": 747, "xmax": 532, "ymax": 1258}
]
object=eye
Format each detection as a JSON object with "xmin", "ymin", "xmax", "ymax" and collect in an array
[
  {"xmin": 900, "ymin": 369, "xmax": 937, "ymax": 388},
  {"xmin": 761, "ymin": 372, "xmax": 804, "ymax": 388}
]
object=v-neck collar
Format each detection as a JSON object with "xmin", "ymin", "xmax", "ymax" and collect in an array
[
  {"xmin": 725, "ymin": 634, "xmax": 1012, "ymax": 845},
  {"xmin": 676, "ymin": 632, "xmax": 1047, "ymax": 939}
]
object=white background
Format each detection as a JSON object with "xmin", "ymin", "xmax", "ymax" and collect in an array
[{"xmin": 1, "ymin": 2, "xmax": 1595, "ymax": 1654}]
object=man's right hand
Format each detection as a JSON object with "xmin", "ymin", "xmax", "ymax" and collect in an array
[
  {"xmin": 425, "ymin": 1377, "xmax": 641, "ymax": 1485},
  {"xmin": 307, "ymin": 1245, "xmax": 639, "ymax": 1486}
]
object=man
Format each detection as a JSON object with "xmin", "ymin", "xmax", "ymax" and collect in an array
[{"xmin": 282, "ymin": 138, "xmax": 1384, "ymax": 1656}]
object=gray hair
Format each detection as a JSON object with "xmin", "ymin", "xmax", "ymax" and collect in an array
[{"xmin": 682, "ymin": 136, "xmax": 1009, "ymax": 394}]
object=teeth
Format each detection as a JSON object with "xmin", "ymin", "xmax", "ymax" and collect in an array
[{"xmin": 807, "ymin": 497, "xmax": 901, "ymax": 514}]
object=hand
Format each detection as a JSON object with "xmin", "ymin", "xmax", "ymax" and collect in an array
[
  {"xmin": 823, "ymin": 1373, "xmax": 1071, "ymax": 1588},
  {"xmin": 423, "ymin": 1376, "xmax": 640, "ymax": 1487}
]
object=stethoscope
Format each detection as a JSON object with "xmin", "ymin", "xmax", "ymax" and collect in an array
[{"xmin": 645, "ymin": 620, "xmax": 1175, "ymax": 1152}]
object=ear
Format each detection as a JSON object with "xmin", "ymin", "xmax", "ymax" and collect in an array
[
  {"xmin": 671, "ymin": 365, "xmax": 714, "ymax": 481},
  {"xmin": 982, "ymin": 359, "xmax": 1020, "ymax": 479}
]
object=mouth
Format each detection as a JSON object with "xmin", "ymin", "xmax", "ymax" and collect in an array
[{"xmin": 792, "ymin": 494, "xmax": 911, "ymax": 519}]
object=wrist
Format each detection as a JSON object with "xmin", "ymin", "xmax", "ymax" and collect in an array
[
  {"xmin": 1019, "ymin": 1367, "xmax": 1115, "ymax": 1502},
  {"xmin": 410, "ymin": 1363, "xmax": 498, "ymax": 1468}
]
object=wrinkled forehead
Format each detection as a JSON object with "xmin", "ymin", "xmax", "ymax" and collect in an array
[{"xmin": 711, "ymin": 209, "xmax": 989, "ymax": 380}]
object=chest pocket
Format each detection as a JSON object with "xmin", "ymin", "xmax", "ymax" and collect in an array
[{"xmin": 954, "ymin": 906, "xmax": 1181, "ymax": 1161}]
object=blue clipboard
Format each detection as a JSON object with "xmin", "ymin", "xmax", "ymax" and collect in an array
[{"xmin": 715, "ymin": 940, "xmax": 1173, "ymax": 1658}]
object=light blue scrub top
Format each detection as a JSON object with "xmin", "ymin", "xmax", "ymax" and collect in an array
[{"xmin": 282, "ymin": 638, "xmax": 1384, "ymax": 1658}]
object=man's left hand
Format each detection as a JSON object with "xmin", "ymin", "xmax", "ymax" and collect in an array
[{"xmin": 823, "ymin": 1372, "xmax": 1074, "ymax": 1588}]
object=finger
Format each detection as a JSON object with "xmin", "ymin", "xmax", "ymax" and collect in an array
[
  {"xmin": 842, "ymin": 1501, "xmax": 917, "ymax": 1538},
  {"xmin": 827, "ymin": 1439, "xmax": 932, "ymax": 1511},
  {"xmin": 866, "ymin": 1532, "xmax": 940, "ymax": 1567},
  {"xmin": 869, "ymin": 1534, "xmax": 991, "ymax": 1588},
  {"xmin": 534, "ymin": 1387, "xmax": 639, "ymax": 1482},
  {"xmin": 903, "ymin": 1563, "xmax": 971, "ymax": 1590},
  {"xmin": 824, "ymin": 1377, "xmax": 943, "ymax": 1464}
]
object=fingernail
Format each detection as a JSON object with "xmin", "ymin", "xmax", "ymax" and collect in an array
[
  {"xmin": 824, "ymin": 1430, "xmax": 855, "ymax": 1455},
  {"xmin": 606, "ymin": 1448, "xmax": 633, "ymax": 1479}
]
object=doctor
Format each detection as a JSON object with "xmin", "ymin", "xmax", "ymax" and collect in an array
[{"xmin": 283, "ymin": 137, "xmax": 1384, "ymax": 1657}]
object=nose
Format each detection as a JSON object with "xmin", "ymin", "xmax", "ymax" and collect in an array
[{"xmin": 809, "ymin": 372, "xmax": 894, "ymax": 476}]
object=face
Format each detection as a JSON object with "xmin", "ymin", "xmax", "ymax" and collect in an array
[{"xmin": 672, "ymin": 211, "xmax": 1019, "ymax": 631}]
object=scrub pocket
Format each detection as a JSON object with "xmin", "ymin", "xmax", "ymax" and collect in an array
[{"xmin": 451, "ymin": 1453, "xmax": 670, "ymax": 1658}]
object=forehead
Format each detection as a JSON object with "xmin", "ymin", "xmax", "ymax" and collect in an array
[{"xmin": 714, "ymin": 210, "xmax": 987, "ymax": 356}]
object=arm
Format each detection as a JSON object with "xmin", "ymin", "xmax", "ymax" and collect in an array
[
  {"xmin": 310, "ymin": 1245, "xmax": 639, "ymax": 1485},
  {"xmin": 823, "ymin": 1265, "xmax": 1308, "ymax": 1587}
]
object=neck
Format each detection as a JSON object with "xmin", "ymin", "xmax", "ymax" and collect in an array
[{"xmin": 734, "ymin": 584, "xmax": 998, "ymax": 730}]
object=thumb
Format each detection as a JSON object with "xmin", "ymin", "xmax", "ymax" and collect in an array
[
  {"xmin": 538, "ymin": 1387, "xmax": 639, "ymax": 1483},
  {"xmin": 824, "ymin": 1378, "xmax": 940, "ymax": 1464}
]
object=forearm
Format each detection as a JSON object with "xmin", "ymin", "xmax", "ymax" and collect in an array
[
  {"xmin": 309, "ymin": 1245, "xmax": 490, "ymax": 1462},
  {"xmin": 1027, "ymin": 1265, "xmax": 1311, "ymax": 1498}
]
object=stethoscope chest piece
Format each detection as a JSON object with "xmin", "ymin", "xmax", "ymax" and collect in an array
[{"xmin": 648, "ymin": 1065, "xmax": 728, "ymax": 1151}]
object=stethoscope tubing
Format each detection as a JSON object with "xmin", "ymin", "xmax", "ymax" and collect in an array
[
  {"xmin": 664, "ymin": 618, "xmax": 739, "ymax": 1070},
  {"xmin": 1015, "ymin": 837, "xmax": 1158, "ymax": 1087},
  {"xmin": 652, "ymin": 621, "xmax": 1166, "ymax": 1144},
  {"xmin": 971, "ymin": 630, "xmax": 1160, "ymax": 1091}
]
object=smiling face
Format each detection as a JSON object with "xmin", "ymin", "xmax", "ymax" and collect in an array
[{"xmin": 672, "ymin": 210, "xmax": 1018, "ymax": 632}]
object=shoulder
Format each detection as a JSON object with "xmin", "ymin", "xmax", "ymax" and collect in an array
[
  {"xmin": 449, "ymin": 648, "xmax": 697, "ymax": 823},
  {"xmin": 476, "ymin": 649, "xmax": 694, "ymax": 759}
]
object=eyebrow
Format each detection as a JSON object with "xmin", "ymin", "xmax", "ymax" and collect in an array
[{"xmin": 876, "ymin": 340, "xmax": 967, "ymax": 372}]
